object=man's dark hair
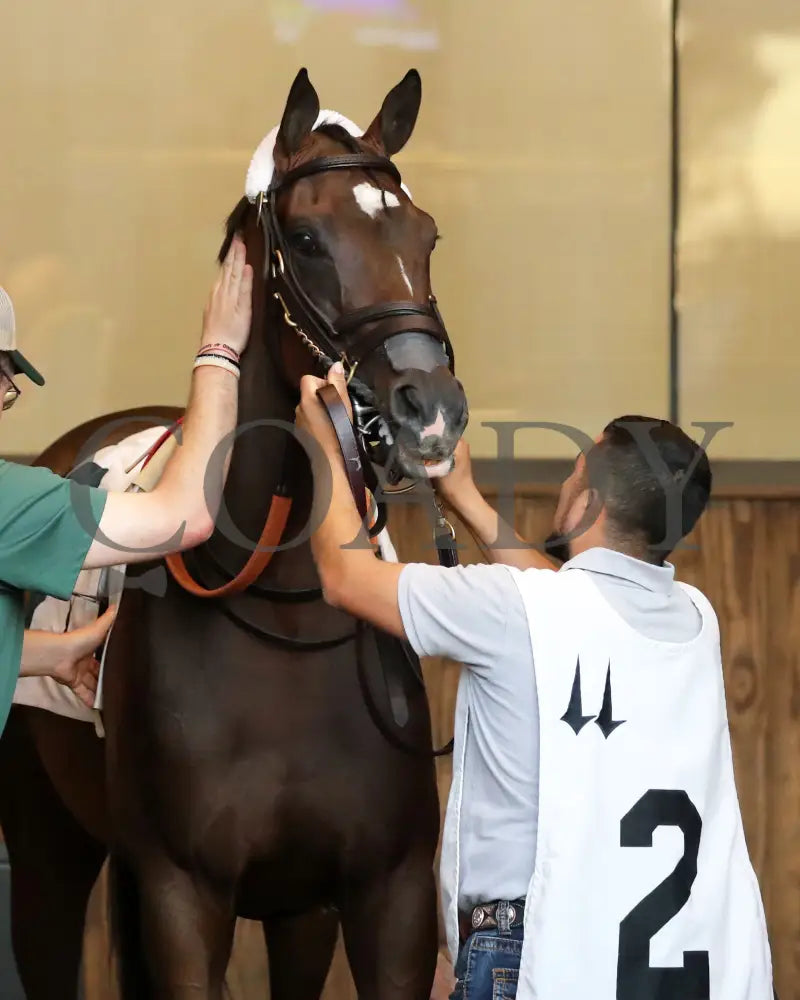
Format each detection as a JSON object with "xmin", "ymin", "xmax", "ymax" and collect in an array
[{"xmin": 584, "ymin": 415, "xmax": 712, "ymax": 563}]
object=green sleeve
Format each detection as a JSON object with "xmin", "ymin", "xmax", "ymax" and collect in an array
[{"xmin": 0, "ymin": 460, "xmax": 108, "ymax": 599}]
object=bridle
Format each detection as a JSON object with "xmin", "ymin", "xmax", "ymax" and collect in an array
[
  {"xmin": 261, "ymin": 146, "xmax": 461, "ymax": 557},
  {"xmin": 259, "ymin": 152, "xmax": 455, "ymax": 385},
  {"xmin": 164, "ymin": 146, "xmax": 459, "ymax": 757}
]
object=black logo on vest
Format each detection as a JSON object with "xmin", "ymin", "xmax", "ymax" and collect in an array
[{"xmin": 561, "ymin": 659, "xmax": 626, "ymax": 738}]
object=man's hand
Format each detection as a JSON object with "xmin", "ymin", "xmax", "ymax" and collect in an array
[
  {"xmin": 431, "ymin": 951, "xmax": 457, "ymax": 1000},
  {"xmin": 433, "ymin": 438, "xmax": 479, "ymax": 512},
  {"xmin": 200, "ymin": 236, "xmax": 254, "ymax": 356},
  {"xmin": 51, "ymin": 606, "xmax": 117, "ymax": 709},
  {"xmin": 295, "ymin": 362, "xmax": 353, "ymax": 460}
]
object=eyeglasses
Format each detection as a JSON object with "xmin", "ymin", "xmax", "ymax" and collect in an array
[{"xmin": 1, "ymin": 371, "xmax": 20, "ymax": 411}]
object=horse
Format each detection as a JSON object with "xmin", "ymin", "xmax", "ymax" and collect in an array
[{"xmin": 0, "ymin": 67, "xmax": 468, "ymax": 1000}]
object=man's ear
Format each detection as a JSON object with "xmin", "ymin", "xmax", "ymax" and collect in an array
[{"xmin": 567, "ymin": 487, "xmax": 601, "ymax": 538}]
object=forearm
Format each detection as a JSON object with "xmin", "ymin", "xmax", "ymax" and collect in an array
[
  {"xmin": 19, "ymin": 630, "xmax": 72, "ymax": 677},
  {"xmin": 447, "ymin": 484, "xmax": 556, "ymax": 571},
  {"xmin": 312, "ymin": 455, "xmax": 373, "ymax": 600},
  {"xmin": 83, "ymin": 237, "xmax": 252, "ymax": 570},
  {"xmin": 85, "ymin": 367, "xmax": 239, "ymax": 568},
  {"xmin": 154, "ymin": 366, "xmax": 238, "ymax": 529},
  {"xmin": 310, "ymin": 450, "xmax": 405, "ymax": 636}
]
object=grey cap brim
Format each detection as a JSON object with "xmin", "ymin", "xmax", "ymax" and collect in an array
[{"xmin": 9, "ymin": 349, "xmax": 45, "ymax": 386}]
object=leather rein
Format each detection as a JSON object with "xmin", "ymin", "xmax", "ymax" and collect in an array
[{"xmin": 163, "ymin": 149, "xmax": 459, "ymax": 757}]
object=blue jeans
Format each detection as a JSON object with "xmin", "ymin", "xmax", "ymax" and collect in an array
[{"xmin": 449, "ymin": 926, "xmax": 524, "ymax": 1000}]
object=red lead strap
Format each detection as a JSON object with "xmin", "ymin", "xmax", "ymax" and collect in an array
[{"xmin": 137, "ymin": 416, "xmax": 293, "ymax": 599}]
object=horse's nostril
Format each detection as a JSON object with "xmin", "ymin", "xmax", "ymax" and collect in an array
[{"xmin": 392, "ymin": 381, "xmax": 425, "ymax": 425}]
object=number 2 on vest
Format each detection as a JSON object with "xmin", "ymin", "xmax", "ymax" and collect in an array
[{"xmin": 617, "ymin": 789, "xmax": 710, "ymax": 1000}]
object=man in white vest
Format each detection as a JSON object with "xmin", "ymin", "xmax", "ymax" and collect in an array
[{"xmin": 297, "ymin": 366, "xmax": 775, "ymax": 1000}]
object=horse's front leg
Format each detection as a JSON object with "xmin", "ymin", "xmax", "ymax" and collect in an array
[
  {"xmin": 263, "ymin": 908, "xmax": 340, "ymax": 1000},
  {"xmin": 340, "ymin": 848, "xmax": 438, "ymax": 1000},
  {"xmin": 120, "ymin": 855, "xmax": 235, "ymax": 1000}
]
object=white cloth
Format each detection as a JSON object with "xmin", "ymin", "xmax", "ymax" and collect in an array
[
  {"xmin": 244, "ymin": 109, "xmax": 411, "ymax": 201},
  {"xmin": 12, "ymin": 426, "xmax": 166, "ymax": 732},
  {"xmin": 441, "ymin": 566, "xmax": 772, "ymax": 999}
]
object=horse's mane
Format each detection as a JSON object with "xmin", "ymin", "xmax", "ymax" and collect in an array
[
  {"xmin": 218, "ymin": 197, "xmax": 251, "ymax": 263},
  {"xmin": 217, "ymin": 123, "xmax": 367, "ymax": 263}
]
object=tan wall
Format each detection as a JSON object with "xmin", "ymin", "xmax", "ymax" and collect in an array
[
  {"xmin": 678, "ymin": 0, "xmax": 800, "ymax": 458},
  {"xmin": 1, "ymin": 0, "xmax": 671, "ymax": 459}
]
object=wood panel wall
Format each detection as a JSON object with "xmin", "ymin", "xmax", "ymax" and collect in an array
[{"xmin": 69, "ymin": 490, "xmax": 800, "ymax": 998}]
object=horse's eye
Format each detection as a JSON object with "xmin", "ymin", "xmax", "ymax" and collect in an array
[{"xmin": 289, "ymin": 230, "xmax": 321, "ymax": 257}]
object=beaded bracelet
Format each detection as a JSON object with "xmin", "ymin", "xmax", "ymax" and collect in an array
[{"xmin": 193, "ymin": 354, "xmax": 241, "ymax": 379}]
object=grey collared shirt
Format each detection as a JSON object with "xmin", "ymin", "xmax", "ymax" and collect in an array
[{"xmin": 398, "ymin": 547, "xmax": 702, "ymax": 910}]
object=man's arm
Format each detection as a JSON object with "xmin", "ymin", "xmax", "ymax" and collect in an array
[
  {"xmin": 82, "ymin": 238, "xmax": 253, "ymax": 569},
  {"xmin": 295, "ymin": 368, "xmax": 535, "ymax": 657},
  {"xmin": 295, "ymin": 365, "xmax": 407, "ymax": 637},
  {"xmin": 434, "ymin": 440, "xmax": 557, "ymax": 572}
]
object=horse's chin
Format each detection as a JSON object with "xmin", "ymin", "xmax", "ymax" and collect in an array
[
  {"xmin": 361, "ymin": 413, "xmax": 456, "ymax": 484},
  {"xmin": 385, "ymin": 445, "xmax": 455, "ymax": 484}
]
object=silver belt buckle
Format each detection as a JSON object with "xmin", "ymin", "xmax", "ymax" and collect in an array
[{"xmin": 471, "ymin": 906, "xmax": 486, "ymax": 929}]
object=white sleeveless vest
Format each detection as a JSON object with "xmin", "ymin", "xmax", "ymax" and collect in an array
[{"xmin": 441, "ymin": 566, "xmax": 773, "ymax": 1000}]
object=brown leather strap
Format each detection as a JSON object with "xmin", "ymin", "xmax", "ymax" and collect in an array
[
  {"xmin": 165, "ymin": 494, "xmax": 292, "ymax": 599},
  {"xmin": 317, "ymin": 383, "xmax": 368, "ymax": 522}
]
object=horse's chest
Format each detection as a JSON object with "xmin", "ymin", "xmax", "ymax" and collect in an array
[{"xmin": 107, "ymin": 588, "xmax": 430, "ymax": 887}]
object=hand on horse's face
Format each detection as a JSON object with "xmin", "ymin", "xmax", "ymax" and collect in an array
[
  {"xmin": 201, "ymin": 236, "xmax": 254, "ymax": 355},
  {"xmin": 296, "ymin": 363, "xmax": 352, "ymax": 458}
]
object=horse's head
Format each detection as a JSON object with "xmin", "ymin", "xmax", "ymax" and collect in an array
[{"xmin": 222, "ymin": 68, "xmax": 468, "ymax": 482}]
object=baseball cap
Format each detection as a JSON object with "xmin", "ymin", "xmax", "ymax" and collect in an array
[{"xmin": 0, "ymin": 286, "xmax": 45, "ymax": 386}]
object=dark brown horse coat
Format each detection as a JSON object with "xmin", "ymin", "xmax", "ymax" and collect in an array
[{"xmin": 0, "ymin": 69, "xmax": 467, "ymax": 1000}]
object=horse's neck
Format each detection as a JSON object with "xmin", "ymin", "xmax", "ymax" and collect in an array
[{"xmin": 208, "ymin": 321, "xmax": 316, "ymax": 582}]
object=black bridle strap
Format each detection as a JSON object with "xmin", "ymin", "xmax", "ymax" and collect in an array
[
  {"xmin": 335, "ymin": 301, "xmax": 440, "ymax": 334},
  {"xmin": 275, "ymin": 154, "xmax": 402, "ymax": 190}
]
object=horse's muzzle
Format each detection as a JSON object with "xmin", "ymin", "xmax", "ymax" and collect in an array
[{"xmin": 386, "ymin": 365, "xmax": 468, "ymax": 479}]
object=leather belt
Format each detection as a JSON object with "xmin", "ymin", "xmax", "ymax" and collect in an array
[{"xmin": 459, "ymin": 899, "xmax": 525, "ymax": 943}]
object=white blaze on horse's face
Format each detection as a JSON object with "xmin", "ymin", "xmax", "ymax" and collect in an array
[
  {"xmin": 351, "ymin": 182, "xmax": 414, "ymax": 295},
  {"xmin": 396, "ymin": 256, "xmax": 413, "ymax": 295},
  {"xmin": 352, "ymin": 181, "xmax": 400, "ymax": 218}
]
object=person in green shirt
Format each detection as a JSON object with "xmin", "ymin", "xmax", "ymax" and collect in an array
[{"xmin": 0, "ymin": 237, "xmax": 254, "ymax": 732}]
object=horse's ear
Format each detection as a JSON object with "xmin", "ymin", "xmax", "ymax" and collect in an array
[
  {"xmin": 362, "ymin": 69, "xmax": 422, "ymax": 157},
  {"xmin": 274, "ymin": 68, "xmax": 320, "ymax": 167}
]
